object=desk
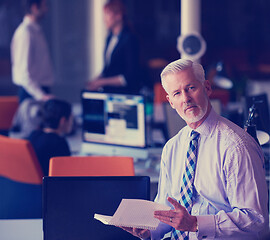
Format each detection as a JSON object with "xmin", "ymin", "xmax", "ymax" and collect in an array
[
  {"xmin": 66, "ymin": 128, "xmax": 162, "ymax": 181},
  {"xmin": 0, "ymin": 219, "xmax": 43, "ymax": 240}
]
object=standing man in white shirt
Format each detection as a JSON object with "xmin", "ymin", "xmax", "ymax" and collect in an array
[
  {"xmin": 121, "ymin": 59, "xmax": 269, "ymax": 239},
  {"xmin": 11, "ymin": 0, "xmax": 54, "ymax": 103}
]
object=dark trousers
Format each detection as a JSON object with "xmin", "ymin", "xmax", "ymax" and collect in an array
[{"xmin": 18, "ymin": 86, "xmax": 50, "ymax": 103}]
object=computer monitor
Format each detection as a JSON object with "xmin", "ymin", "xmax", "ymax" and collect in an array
[
  {"xmin": 43, "ymin": 176, "xmax": 150, "ymax": 240},
  {"xmin": 81, "ymin": 91, "xmax": 148, "ymax": 158}
]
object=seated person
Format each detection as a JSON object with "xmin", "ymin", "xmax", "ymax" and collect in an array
[
  {"xmin": 121, "ymin": 59, "xmax": 268, "ymax": 239},
  {"xmin": 11, "ymin": 98, "xmax": 44, "ymax": 138},
  {"xmin": 27, "ymin": 99, "xmax": 73, "ymax": 176}
]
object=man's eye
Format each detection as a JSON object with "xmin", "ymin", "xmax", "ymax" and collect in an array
[{"xmin": 173, "ymin": 92, "xmax": 180, "ymax": 96}]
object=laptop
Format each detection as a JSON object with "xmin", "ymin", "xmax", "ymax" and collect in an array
[{"xmin": 43, "ymin": 176, "xmax": 150, "ymax": 240}]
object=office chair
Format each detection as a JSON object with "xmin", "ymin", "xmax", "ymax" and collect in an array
[
  {"xmin": 0, "ymin": 135, "xmax": 43, "ymax": 219},
  {"xmin": 49, "ymin": 156, "xmax": 135, "ymax": 176},
  {"xmin": 151, "ymin": 82, "xmax": 170, "ymax": 142},
  {"xmin": 0, "ymin": 96, "xmax": 19, "ymax": 135},
  {"xmin": 153, "ymin": 82, "xmax": 167, "ymax": 105}
]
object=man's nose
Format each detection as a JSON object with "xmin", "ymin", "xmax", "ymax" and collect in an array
[{"xmin": 181, "ymin": 91, "xmax": 191, "ymax": 103}]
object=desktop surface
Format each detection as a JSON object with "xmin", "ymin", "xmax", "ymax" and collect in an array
[
  {"xmin": 43, "ymin": 176, "xmax": 150, "ymax": 240},
  {"xmin": 0, "ymin": 219, "xmax": 43, "ymax": 240}
]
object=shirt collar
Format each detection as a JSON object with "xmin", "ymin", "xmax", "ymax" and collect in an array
[
  {"xmin": 186, "ymin": 107, "xmax": 218, "ymax": 137},
  {"xmin": 23, "ymin": 16, "xmax": 41, "ymax": 31}
]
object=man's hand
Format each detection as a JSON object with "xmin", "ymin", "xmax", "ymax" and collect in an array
[
  {"xmin": 41, "ymin": 94, "xmax": 55, "ymax": 101},
  {"xmin": 120, "ymin": 226, "xmax": 151, "ymax": 239},
  {"xmin": 154, "ymin": 197, "xmax": 197, "ymax": 232},
  {"xmin": 86, "ymin": 79, "xmax": 104, "ymax": 91}
]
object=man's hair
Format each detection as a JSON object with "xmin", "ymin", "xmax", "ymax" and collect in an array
[
  {"xmin": 160, "ymin": 59, "xmax": 205, "ymax": 92},
  {"xmin": 42, "ymin": 99, "xmax": 72, "ymax": 129},
  {"xmin": 23, "ymin": 0, "xmax": 43, "ymax": 15},
  {"xmin": 104, "ymin": 0, "xmax": 126, "ymax": 19}
]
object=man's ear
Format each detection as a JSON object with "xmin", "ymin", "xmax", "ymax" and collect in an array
[
  {"xmin": 58, "ymin": 116, "xmax": 66, "ymax": 130},
  {"xmin": 204, "ymin": 80, "xmax": 212, "ymax": 97},
  {"xmin": 166, "ymin": 94, "xmax": 175, "ymax": 109}
]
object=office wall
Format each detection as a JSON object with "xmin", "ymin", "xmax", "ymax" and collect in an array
[
  {"xmin": 0, "ymin": 0, "xmax": 22, "ymax": 96},
  {"xmin": 44, "ymin": 0, "xmax": 89, "ymax": 103},
  {"xmin": 1, "ymin": 0, "xmax": 270, "ymax": 103}
]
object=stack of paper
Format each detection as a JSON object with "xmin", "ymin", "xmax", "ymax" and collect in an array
[{"xmin": 94, "ymin": 199, "xmax": 170, "ymax": 230}]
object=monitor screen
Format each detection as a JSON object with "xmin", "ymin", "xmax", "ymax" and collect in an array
[{"xmin": 81, "ymin": 91, "xmax": 146, "ymax": 148}]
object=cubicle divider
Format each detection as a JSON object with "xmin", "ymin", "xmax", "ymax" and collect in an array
[
  {"xmin": 0, "ymin": 135, "xmax": 43, "ymax": 219},
  {"xmin": 43, "ymin": 176, "xmax": 150, "ymax": 240}
]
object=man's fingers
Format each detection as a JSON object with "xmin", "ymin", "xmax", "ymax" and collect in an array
[
  {"xmin": 154, "ymin": 209, "xmax": 175, "ymax": 217},
  {"xmin": 120, "ymin": 226, "xmax": 133, "ymax": 234},
  {"xmin": 121, "ymin": 227, "xmax": 150, "ymax": 239},
  {"xmin": 154, "ymin": 213, "xmax": 173, "ymax": 222},
  {"xmin": 120, "ymin": 227, "xmax": 140, "ymax": 236},
  {"xmin": 167, "ymin": 197, "xmax": 184, "ymax": 210}
]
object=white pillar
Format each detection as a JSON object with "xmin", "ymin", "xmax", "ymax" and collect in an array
[
  {"xmin": 87, "ymin": 0, "xmax": 107, "ymax": 79},
  {"xmin": 178, "ymin": 0, "xmax": 206, "ymax": 61},
  {"xmin": 181, "ymin": 0, "xmax": 201, "ymax": 36}
]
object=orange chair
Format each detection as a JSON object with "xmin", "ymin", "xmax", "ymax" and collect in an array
[
  {"xmin": 0, "ymin": 135, "xmax": 43, "ymax": 219},
  {"xmin": 153, "ymin": 82, "xmax": 167, "ymax": 105},
  {"xmin": 0, "ymin": 96, "xmax": 19, "ymax": 134},
  {"xmin": 152, "ymin": 82, "xmax": 170, "ymax": 141},
  {"xmin": 49, "ymin": 156, "xmax": 135, "ymax": 176}
]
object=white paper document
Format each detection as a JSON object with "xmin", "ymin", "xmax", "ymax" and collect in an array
[{"xmin": 94, "ymin": 199, "xmax": 171, "ymax": 230}]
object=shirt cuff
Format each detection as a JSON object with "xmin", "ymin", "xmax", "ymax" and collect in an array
[
  {"xmin": 196, "ymin": 215, "xmax": 216, "ymax": 239},
  {"xmin": 118, "ymin": 75, "xmax": 127, "ymax": 86}
]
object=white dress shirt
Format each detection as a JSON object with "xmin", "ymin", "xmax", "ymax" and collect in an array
[
  {"xmin": 151, "ymin": 108, "xmax": 268, "ymax": 239},
  {"xmin": 105, "ymin": 34, "xmax": 119, "ymax": 66},
  {"xmin": 103, "ymin": 34, "xmax": 126, "ymax": 86},
  {"xmin": 11, "ymin": 16, "xmax": 54, "ymax": 100}
]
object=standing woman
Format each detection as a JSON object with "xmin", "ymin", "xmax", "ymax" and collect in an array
[{"xmin": 87, "ymin": 0, "xmax": 141, "ymax": 94}]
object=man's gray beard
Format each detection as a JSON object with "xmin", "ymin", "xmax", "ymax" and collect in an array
[{"xmin": 181, "ymin": 99, "xmax": 208, "ymax": 124}]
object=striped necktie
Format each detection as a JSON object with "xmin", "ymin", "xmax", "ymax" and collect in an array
[{"xmin": 171, "ymin": 130, "xmax": 200, "ymax": 240}]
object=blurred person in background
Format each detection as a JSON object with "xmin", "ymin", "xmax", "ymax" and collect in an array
[
  {"xmin": 11, "ymin": 0, "xmax": 54, "ymax": 103},
  {"xmin": 11, "ymin": 98, "xmax": 44, "ymax": 138},
  {"xmin": 27, "ymin": 99, "xmax": 72, "ymax": 176},
  {"xmin": 87, "ymin": 0, "xmax": 141, "ymax": 94}
]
